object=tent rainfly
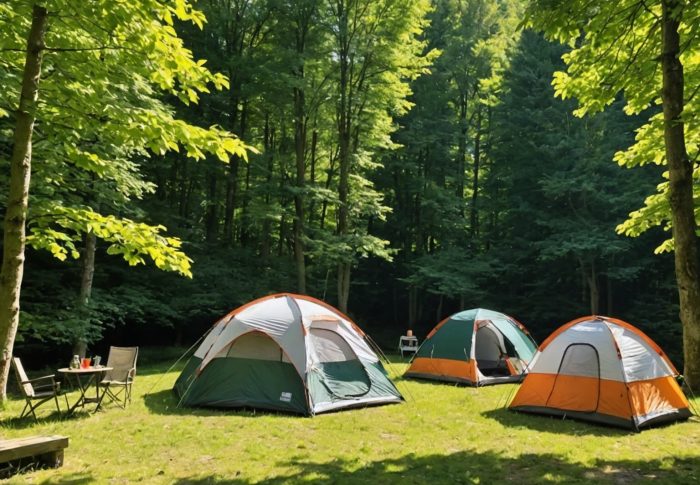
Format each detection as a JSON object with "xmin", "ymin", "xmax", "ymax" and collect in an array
[
  {"xmin": 174, "ymin": 293, "xmax": 403, "ymax": 415},
  {"xmin": 509, "ymin": 315, "xmax": 692, "ymax": 430},
  {"xmin": 404, "ymin": 308, "xmax": 538, "ymax": 386}
]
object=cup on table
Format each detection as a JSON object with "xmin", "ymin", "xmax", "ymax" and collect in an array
[
  {"xmin": 93, "ymin": 356, "xmax": 101, "ymax": 367},
  {"xmin": 81, "ymin": 357, "xmax": 91, "ymax": 369}
]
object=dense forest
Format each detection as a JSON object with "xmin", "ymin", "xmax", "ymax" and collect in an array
[{"xmin": 1, "ymin": 0, "xmax": 697, "ymax": 383}]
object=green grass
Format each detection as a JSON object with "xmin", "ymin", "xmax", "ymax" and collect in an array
[{"xmin": 2, "ymin": 353, "xmax": 699, "ymax": 484}]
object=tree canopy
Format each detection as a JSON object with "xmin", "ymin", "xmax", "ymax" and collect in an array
[{"xmin": 1, "ymin": 0, "xmax": 696, "ymax": 390}]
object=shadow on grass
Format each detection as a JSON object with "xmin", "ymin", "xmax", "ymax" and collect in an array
[
  {"xmin": 0, "ymin": 408, "xmax": 93, "ymax": 430},
  {"xmin": 37, "ymin": 472, "xmax": 95, "ymax": 484},
  {"xmin": 481, "ymin": 407, "xmax": 631, "ymax": 437},
  {"xmin": 395, "ymin": 376, "xmax": 472, "ymax": 388},
  {"xmin": 170, "ymin": 450, "xmax": 700, "ymax": 484}
]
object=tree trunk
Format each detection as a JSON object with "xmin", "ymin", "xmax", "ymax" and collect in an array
[
  {"xmin": 435, "ymin": 294, "xmax": 444, "ymax": 323},
  {"xmin": 408, "ymin": 286, "xmax": 418, "ymax": 330},
  {"xmin": 223, "ymin": 96, "xmax": 243, "ymax": 245},
  {"xmin": 278, "ymin": 215, "xmax": 288, "ymax": 257},
  {"xmin": 336, "ymin": 2, "xmax": 352, "ymax": 312},
  {"xmin": 293, "ymin": 73, "xmax": 307, "ymax": 294},
  {"xmin": 308, "ymin": 128, "xmax": 318, "ymax": 226},
  {"xmin": 586, "ymin": 260, "xmax": 599, "ymax": 315},
  {"xmin": 223, "ymin": 156, "xmax": 240, "ymax": 244},
  {"xmin": 455, "ymin": 90, "xmax": 467, "ymax": 208},
  {"xmin": 337, "ymin": 262, "xmax": 351, "ymax": 313},
  {"xmin": 470, "ymin": 106, "xmax": 482, "ymax": 239},
  {"xmin": 205, "ymin": 169, "xmax": 219, "ymax": 242},
  {"xmin": 0, "ymin": 4, "xmax": 47, "ymax": 401},
  {"xmin": 661, "ymin": 0, "xmax": 700, "ymax": 387},
  {"xmin": 178, "ymin": 158, "xmax": 189, "ymax": 218},
  {"xmin": 320, "ymin": 147, "xmax": 336, "ymax": 230},
  {"xmin": 73, "ymin": 232, "xmax": 96, "ymax": 358},
  {"xmin": 240, "ymin": 150, "xmax": 252, "ymax": 246},
  {"xmin": 261, "ymin": 115, "xmax": 273, "ymax": 258}
]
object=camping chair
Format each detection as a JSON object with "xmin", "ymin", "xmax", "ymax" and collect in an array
[
  {"xmin": 12, "ymin": 357, "xmax": 67, "ymax": 420},
  {"xmin": 99, "ymin": 346, "xmax": 138, "ymax": 409}
]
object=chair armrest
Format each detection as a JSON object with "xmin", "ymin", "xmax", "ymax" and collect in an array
[
  {"xmin": 21, "ymin": 374, "xmax": 56, "ymax": 385},
  {"xmin": 33, "ymin": 381, "xmax": 61, "ymax": 392}
]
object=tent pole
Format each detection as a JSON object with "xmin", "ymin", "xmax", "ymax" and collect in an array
[{"xmin": 146, "ymin": 328, "xmax": 213, "ymax": 395}]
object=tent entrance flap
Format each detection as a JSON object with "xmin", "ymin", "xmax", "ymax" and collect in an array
[
  {"xmin": 475, "ymin": 325, "xmax": 509, "ymax": 377},
  {"xmin": 546, "ymin": 343, "xmax": 601, "ymax": 413},
  {"xmin": 309, "ymin": 328, "xmax": 371, "ymax": 398}
]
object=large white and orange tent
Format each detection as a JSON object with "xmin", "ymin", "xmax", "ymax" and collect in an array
[
  {"xmin": 174, "ymin": 293, "xmax": 403, "ymax": 415},
  {"xmin": 509, "ymin": 315, "xmax": 692, "ymax": 430}
]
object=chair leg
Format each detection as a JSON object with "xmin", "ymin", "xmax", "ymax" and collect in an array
[
  {"xmin": 102, "ymin": 384, "xmax": 132, "ymax": 409},
  {"xmin": 116, "ymin": 386, "xmax": 126, "ymax": 408},
  {"xmin": 21, "ymin": 396, "xmax": 58, "ymax": 421},
  {"xmin": 29, "ymin": 400, "xmax": 38, "ymax": 421},
  {"xmin": 20, "ymin": 400, "xmax": 30, "ymax": 419}
]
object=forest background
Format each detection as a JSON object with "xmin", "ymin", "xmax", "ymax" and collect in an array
[{"xmin": 0, "ymin": 0, "xmax": 685, "ymax": 370}]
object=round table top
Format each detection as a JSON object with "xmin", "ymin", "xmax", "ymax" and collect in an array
[{"xmin": 58, "ymin": 366, "xmax": 113, "ymax": 374}]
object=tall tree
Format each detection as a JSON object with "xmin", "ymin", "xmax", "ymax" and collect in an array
[
  {"xmin": 487, "ymin": 30, "xmax": 653, "ymax": 321},
  {"xmin": 0, "ymin": 4, "xmax": 47, "ymax": 403},
  {"xmin": 0, "ymin": 0, "xmax": 248, "ymax": 400},
  {"xmin": 373, "ymin": 0, "xmax": 522, "ymax": 326},
  {"xmin": 326, "ymin": 0, "xmax": 433, "ymax": 311},
  {"xmin": 278, "ymin": 0, "xmax": 324, "ymax": 294},
  {"xmin": 525, "ymin": 0, "xmax": 700, "ymax": 387}
]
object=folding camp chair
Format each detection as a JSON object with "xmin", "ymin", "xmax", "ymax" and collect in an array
[
  {"xmin": 99, "ymin": 346, "xmax": 138, "ymax": 408},
  {"xmin": 12, "ymin": 357, "xmax": 67, "ymax": 420}
]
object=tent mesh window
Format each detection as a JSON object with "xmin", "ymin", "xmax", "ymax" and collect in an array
[
  {"xmin": 227, "ymin": 332, "xmax": 291, "ymax": 363},
  {"xmin": 309, "ymin": 328, "xmax": 356, "ymax": 362}
]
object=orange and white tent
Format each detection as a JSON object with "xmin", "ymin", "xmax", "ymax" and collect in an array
[{"xmin": 509, "ymin": 315, "xmax": 692, "ymax": 430}]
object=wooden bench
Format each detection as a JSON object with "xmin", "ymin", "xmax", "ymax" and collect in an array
[{"xmin": 0, "ymin": 435, "xmax": 68, "ymax": 478}]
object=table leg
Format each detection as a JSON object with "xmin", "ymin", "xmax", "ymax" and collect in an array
[
  {"xmin": 67, "ymin": 374, "xmax": 86, "ymax": 414},
  {"xmin": 94, "ymin": 372, "xmax": 107, "ymax": 412},
  {"xmin": 66, "ymin": 373, "xmax": 96, "ymax": 414}
]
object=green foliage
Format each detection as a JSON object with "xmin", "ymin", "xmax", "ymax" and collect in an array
[
  {"xmin": 0, "ymin": 0, "xmax": 250, "ymax": 270},
  {"xmin": 485, "ymin": 31, "xmax": 662, "ymax": 318},
  {"xmin": 1, "ymin": 0, "xmax": 687, "ymax": 368},
  {"xmin": 524, "ymin": 0, "xmax": 700, "ymax": 252},
  {"xmin": 403, "ymin": 248, "xmax": 498, "ymax": 300},
  {"xmin": 27, "ymin": 206, "xmax": 192, "ymax": 277}
]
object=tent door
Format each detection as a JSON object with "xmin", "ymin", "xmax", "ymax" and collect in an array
[
  {"xmin": 475, "ymin": 325, "xmax": 508, "ymax": 377},
  {"xmin": 309, "ymin": 328, "xmax": 371, "ymax": 398},
  {"xmin": 546, "ymin": 343, "xmax": 600, "ymax": 413}
]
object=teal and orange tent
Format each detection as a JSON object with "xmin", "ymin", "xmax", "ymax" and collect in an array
[{"xmin": 405, "ymin": 308, "xmax": 537, "ymax": 386}]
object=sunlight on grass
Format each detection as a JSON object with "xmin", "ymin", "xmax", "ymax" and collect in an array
[{"xmin": 1, "ymin": 354, "xmax": 699, "ymax": 484}]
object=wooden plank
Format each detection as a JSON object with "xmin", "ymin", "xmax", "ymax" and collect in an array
[{"xmin": 0, "ymin": 436, "xmax": 68, "ymax": 463}]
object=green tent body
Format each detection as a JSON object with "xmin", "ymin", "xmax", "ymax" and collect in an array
[
  {"xmin": 405, "ymin": 308, "xmax": 537, "ymax": 386},
  {"xmin": 174, "ymin": 293, "xmax": 403, "ymax": 415}
]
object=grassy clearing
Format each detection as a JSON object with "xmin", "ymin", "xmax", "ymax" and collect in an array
[{"xmin": 1, "ymin": 352, "xmax": 699, "ymax": 484}]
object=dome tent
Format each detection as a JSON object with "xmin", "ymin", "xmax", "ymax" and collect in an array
[
  {"xmin": 174, "ymin": 293, "xmax": 403, "ymax": 415},
  {"xmin": 404, "ymin": 308, "xmax": 538, "ymax": 386},
  {"xmin": 509, "ymin": 315, "xmax": 692, "ymax": 430}
]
